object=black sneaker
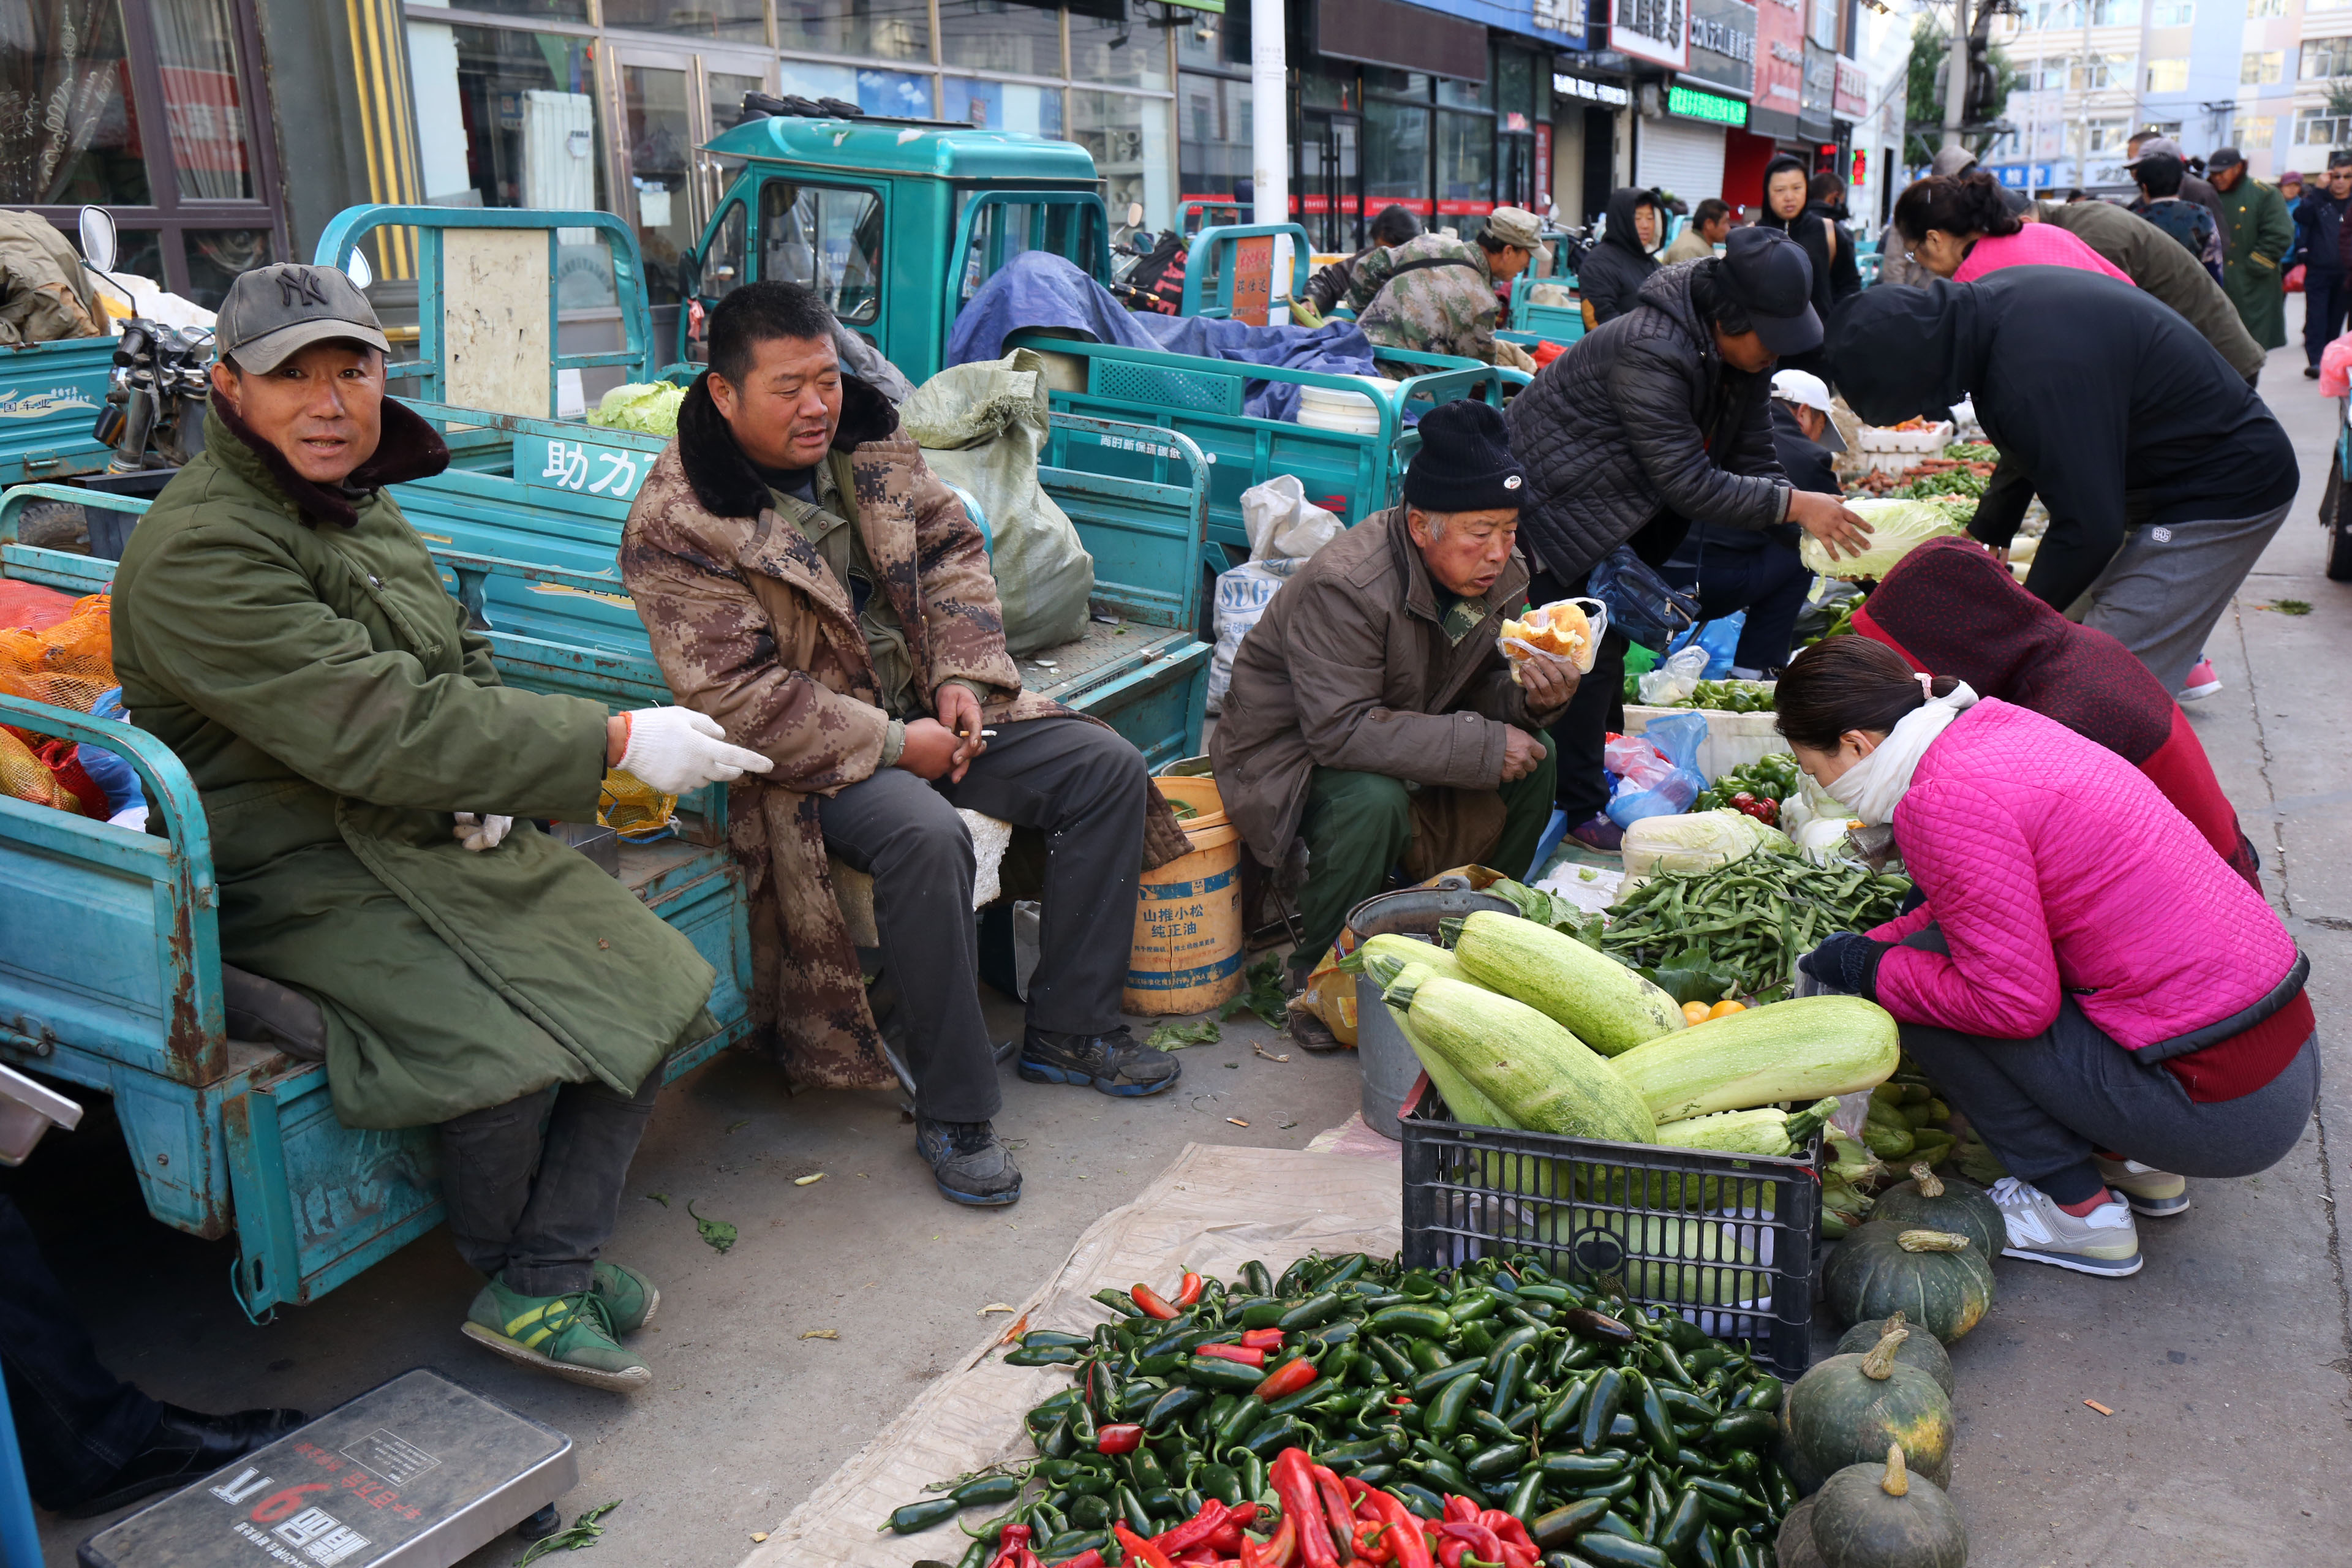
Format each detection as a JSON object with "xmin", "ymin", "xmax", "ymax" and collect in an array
[
  {"xmin": 1017, "ymin": 1025, "xmax": 1182, "ymax": 1096},
  {"xmin": 2307, "ymin": 364, "xmax": 2323, "ymax": 379},
  {"xmin": 916, "ymin": 1118, "xmax": 1023, "ymax": 1205}
]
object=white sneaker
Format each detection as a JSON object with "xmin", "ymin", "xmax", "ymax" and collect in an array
[
  {"xmin": 2093, "ymin": 1156, "xmax": 2190, "ymax": 1218},
  {"xmin": 1988, "ymin": 1177, "xmax": 2143, "ymax": 1276}
]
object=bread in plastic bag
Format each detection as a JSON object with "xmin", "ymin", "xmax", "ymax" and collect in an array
[
  {"xmin": 1620, "ymin": 808, "xmax": 1793, "ymax": 878},
  {"xmin": 1798, "ymin": 497, "xmax": 1975, "ymax": 581},
  {"xmin": 1499, "ymin": 596, "xmax": 1607, "ymax": 678}
]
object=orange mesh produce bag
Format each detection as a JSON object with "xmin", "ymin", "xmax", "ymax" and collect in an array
[
  {"xmin": 0, "ymin": 594, "xmax": 116, "ymax": 712},
  {"xmin": 0, "ymin": 726, "xmax": 83, "ymax": 814}
]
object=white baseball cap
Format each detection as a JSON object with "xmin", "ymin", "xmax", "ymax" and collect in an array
[{"xmin": 1771, "ymin": 368, "xmax": 1847, "ymax": 451}]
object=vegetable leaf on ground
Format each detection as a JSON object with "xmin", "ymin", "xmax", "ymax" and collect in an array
[
  {"xmin": 687, "ymin": 1200, "xmax": 736, "ymax": 1254},
  {"xmin": 1219, "ymin": 955, "xmax": 1289, "ymax": 1028},
  {"xmin": 1146, "ymin": 1017, "xmax": 1221, "ymax": 1051},
  {"xmin": 517, "ymin": 1499, "xmax": 622, "ymax": 1566}
]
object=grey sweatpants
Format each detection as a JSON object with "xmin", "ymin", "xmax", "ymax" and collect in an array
[
  {"xmin": 818, "ymin": 715, "xmax": 1149, "ymax": 1125},
  {"xmin": 1880, "ymin": 927, "xmax": 2318, "ymax": 1205},
  {"xmin": 2076, "ymin": 499, "xmax": 2293, "ymax": 693}
]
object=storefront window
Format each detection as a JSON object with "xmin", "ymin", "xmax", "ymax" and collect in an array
[
  {"xmin": 444, "ymin": 0, "xmax": 589, "ymax": 17},
  {"xmin": 1436, "ymin": 75, "xmax": 1489, "ymax": 110},
  {"xmin": 1176, "ymin": 12, "xmax": 1246, "ymax": 70},
  {"xmin": 1070, "ymin": 90, "xmax": 1164, "ymax": 228},
  {"xmin": 1364, "ymin": 69, "xmax": 1431, "ymax": 97},
  {"xmin": 1178, "ymin": 72, "xmax": 1249, "ymax": 193},
  {"xmin": 776, "ymin": 0, "xmax": 930, "ymax": 62},
  {"xmin": 624, "ymin": 62, "xmax": 696, "ymax": 307},
  {"xmin": 1, "ymin": 1, "xmax": 149, "ymax": 206},
  {"xmin": 602, "ymin": 0, "xmax": 765, "ymax": 39},
  {"xmin": 858, "ymin": 68, "xmax": 933, "ymax": 116},
  {"xmin": 1071, "ymin": 1, "xmax": 1167, "ymax": 90},
  {"xmin": 1436, "ymin": 110, "xmax": 1491, "ymax": 207},
  {"xmin": 1365, "ymin": 97, "xmax": 1432, "ymax": 206},
  {"xmin": 777, "ymin": 58, "xmax": 858, "ymax": 100},
  {"xmin": 182, "ymin": 227, "xmax": 270, "ymax": 310},
  {"xmin": 945, "ymin": 77, "xmax": 1065, "ymax": 133},
  {"xmin": 942, "ymin": 0, "xmax": 1063, "ymax": 78},
  {"xmin": 431, "ymin": 27, "xmax": 606, "ymax": 215},
  {"xmin": 149, "ymin": 0, "xmax": 254, "ymax": 200},
  {"xmin": 1300, "ymin": 62, "xmax": 1357, "ymax": 111},
  {"xmin": 760, "ymin": 179, "xmax": 884, "ymax": 322},
  {"xmin": 1494, "ymin": 47, "xmax": 1536, "ymax": 129}
]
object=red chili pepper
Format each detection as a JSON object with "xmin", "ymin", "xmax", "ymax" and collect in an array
[
  {"xmin": 1240, "ymin": 1327, "xmax": 1286, "ymax": 1352},
  {"xmin": 987, "ymin": 1523, "xmax": 1033, "ymax": 1568},
  {"xmin": 1153, "ymin": 1501, "xmax": 1232, "ymax": 1554},
  {"xmin": 1132, "ymin": 1283, "xmax": 1180, "ymax": 1320},
  {"xmin": 1436, "ymin": 1520, "xmax": 1507, "ymax": 1568},
  {"xmin": 1268, "ymin": 1451, "xmax": 1340, "ymax": 1568},
  {"xmin": 1228, "ymin": 1505, "xmax": 1261, "ymax": 1531},
  {"xmin": 1117, "ymin": 1521, "xmax": 1181, "ymax": 1568},
  {"xmin": 1254, "ymin": 1357, "xmax": 1319, "ymax": 1402},
  {"xmin": 1473, "ymin": 1513, "xmax": 1536, "ymax": 1568},
  {"xmin": 1352, "ymin": 1520, "xmax": 1396, "ymax": 1565},
  {"xmin": 1194, "ymin": 1342, "xmax": 1267, "ymax": 1368},
  {"xmin": 1360, "ymin": 1493, "xmax": 1433, "ymax": 1568},
  {"xmin": 1441, "ymin": 1496, "xmax": 1480, "ymax": 1526},
  {"xmin": 1205, "ymin": 1523, "xmax": 1246, "ymax": 1556},
  {"xmin": 1242, "ymin": 1516, "xmax": 1298, "ymax": 1568},
  {"xmin": 1052, "ymin": 1553, "xmax": 1100, "ymax": 1568},
  {"xmin": 1308, "ymin": 1463, "xmax": 1357, "ymax": 1563},
  {"xmin": 1096, "ymin": 1422, "xmax": 1144, "ymax": 1455},
  {"xmin": 1174, "ymin": 1270, "xmax": 1204, "ymax": 1308}
]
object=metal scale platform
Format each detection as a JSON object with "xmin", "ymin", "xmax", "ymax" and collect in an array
[{"xmin": 79, "ymin": 1369, "xmax": 576, "ymax": 1568}]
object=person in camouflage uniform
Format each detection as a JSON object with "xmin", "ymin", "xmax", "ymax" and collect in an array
[
  {"xmin": 1345, "ymin": 206, "xmax": 1542, "ymax": 370},
  {"xmin": 621, "ymin": 282, "xmax": 1191, "ymax": 1207}
]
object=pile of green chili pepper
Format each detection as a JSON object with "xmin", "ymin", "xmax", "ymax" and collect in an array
[
  {"xmin": 1598, "ymin": 861, "xmax": 1912, "ymax": 1003},
  {"xmin": 878, "ymin": 1250, "xmax": 1796, "ymax": 1568}
]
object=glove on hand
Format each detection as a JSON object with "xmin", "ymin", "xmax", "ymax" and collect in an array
[
  {"xmin": 1796, "ymin": 931, "xmax": 1888, "ymax": 1000},
  {"xmin": 617, "ymin": 707, "xmax": 774, "ymax": 794},
  {"xmin": 452, "ymin": 813, "xmax": 512, "ymax": 852}
]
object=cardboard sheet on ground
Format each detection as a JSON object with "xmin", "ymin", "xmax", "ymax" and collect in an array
[{"xmin": 742, "ymin": 1143, "xmax": 1401, "ymax": 1568}]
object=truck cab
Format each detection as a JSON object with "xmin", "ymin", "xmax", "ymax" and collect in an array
[{"xmin": 675, "ymin": 110, "xmax": 1112, "ymax": 384}]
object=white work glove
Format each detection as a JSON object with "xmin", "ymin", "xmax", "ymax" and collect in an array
[
  {"xmin": 452, "ymin": 812, "xmax": 513, "ymax": 852},
  {"xmin": 618, "ymin": 706, "xmax": 775, "ymax": 794}
]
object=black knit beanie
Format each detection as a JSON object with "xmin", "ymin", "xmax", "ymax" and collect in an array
[{"xmin": 1403, "ymin": 399, "xmax": 1525, "ymax": 514}]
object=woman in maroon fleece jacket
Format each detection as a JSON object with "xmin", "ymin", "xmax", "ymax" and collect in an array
[{"xmin": 1851, "ymin": 536, "xmax": 2259, "ymax": 886}]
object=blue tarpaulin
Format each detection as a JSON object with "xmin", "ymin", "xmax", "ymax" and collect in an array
[{"xmin": 944, "ymin": 251, "xmax": 1389, "ymax": 423}]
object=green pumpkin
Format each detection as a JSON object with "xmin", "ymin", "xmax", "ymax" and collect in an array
[
  {"xmin": 1811, "ymin": 1444, "xmax": 1969, "ymax": 1568},
  {"xmin": 1872, "ymin": 1164, "xmax": 2004, "ymax": 1257},
  {"xmin": 1834, "ymin": 1311, "xmax": 1956, "ymax": 1396},
  {"xmin": 1776, "ymin": 1497, "xmax": 1829, "ymax": 1568},
  {"xmin": 1782, "ymin": 1322, "xmax": 1955, "ymax": 1489},
  {"xmin": 1823, "ymin": 1222, "xmax": 1996, "ymax": 1343}
]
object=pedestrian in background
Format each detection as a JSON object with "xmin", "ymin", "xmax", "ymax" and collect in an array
[
  {"xmin": 2125, "ymin": 133, "xmax": 2230, "ymax": 236},
  {"xmin": 2207, "ymin": 147, "xmax": 2292, "ymax": 354},
  {"xmin": 2133, "ymin": 150, "xmax": 2225, "ymax": 282},
  {"xmin": 1578, "ymin": 186, "xmax": 1664, "ymax": 327},
  {"xmin": 1756, "ymin": 154, "xmax": 1849, "ymax": 376},
  {"xmin": 1662, "ymin": 198, "xmax": 1733, "ymax": 265},
  {"xmin": 2288, "ymin": 153, "xmax": 2352, "ymax": 379},
  {"xmin": 1305, "ymin": 203, "xmax": 1422, "ymax": 316}
]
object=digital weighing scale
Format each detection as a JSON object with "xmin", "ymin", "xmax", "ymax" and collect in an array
[{"xmin": 79, "ymin": 1368, "xmax": 576, "ymax": 1568}]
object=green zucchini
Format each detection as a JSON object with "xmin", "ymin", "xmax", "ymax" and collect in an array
[
  {"xmin": 1452, "ymin": 910, "xmax": 1687, "ymax": 1056},
  {"xmin": 1608, "ymin": 995, "xmax": 1901, "ymax": 1125},
  {"xmin": 1382, "ymin": 967, "xmax": 1657, "ymax": 1144}
]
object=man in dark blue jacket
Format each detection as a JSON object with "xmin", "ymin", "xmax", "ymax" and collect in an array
[{"xmin": 2291, "ymin": 153, "xmax": 2352, "ymax": 377}]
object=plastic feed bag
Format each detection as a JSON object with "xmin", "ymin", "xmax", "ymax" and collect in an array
[
  {"xmin": 1210, "ymin": 477, "xmax": 1344, "ymax": 713},
  {"xmin": 1798, "ymin": 498, "xmax": 1973, "ymax": 580}
]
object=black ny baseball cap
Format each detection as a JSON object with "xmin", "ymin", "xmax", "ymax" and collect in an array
[
  {"xmin": 214, "ymin": 263, "xmax": 390, "ymax": 372},
  {"xmin": 1716, "ymin": 227, "xmax": 1821, "ymax": 357}
]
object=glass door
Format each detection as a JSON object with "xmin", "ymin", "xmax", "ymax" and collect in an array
[{"xmin": 1298, "ymin": 111, "xmax": 1363, "ymax": 254}]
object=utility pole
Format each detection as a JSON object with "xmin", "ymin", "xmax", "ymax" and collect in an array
[
  {"xmin": 1251, "ymin": 0, "xmax": 1287, "ymax": 226},
  {"xmin": 1942, "ymin": 0, "xmax": 1971, "ymax": 150}
]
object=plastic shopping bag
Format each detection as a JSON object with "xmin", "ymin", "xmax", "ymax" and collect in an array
[
  {"xmin": 1607, "ymin": 709, "xmax": 1708, "ymax": 827},
  {"xmin": 1604, "ymin": 733, "xmax": 1675, "ymax": 791},
  {"xmin": 1636, "ymin": 644, "xmax": 1709, "ymax": 707},
  {"xmin": 1208, "ymin": 477, "xmax": 1346, "ymax": 713},
  {"xmin": 1499, "ymin": 596, "xmax": 1608, "ymax": 680}
]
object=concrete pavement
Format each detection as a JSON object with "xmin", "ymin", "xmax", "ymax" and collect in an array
[{"xmin": 17, "ymin": 314, "xmax": 2352, "ymax": 1568}]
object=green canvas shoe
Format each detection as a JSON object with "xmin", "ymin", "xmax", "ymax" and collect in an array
[
  {"xmin": 591, "ymin": 1261, "xmax": 660, "ymax": 1333},
  {"xmin": 461, "ymin": 1281, "xmax": 651, "ymax": 1392}
]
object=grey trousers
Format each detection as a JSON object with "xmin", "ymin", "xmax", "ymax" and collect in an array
[
  {"xmin": 818, "ymin": 715, "xmax": 1149, "ymax": 1125},
  {"xmin": 439, "ymin": 1069, "xmax": 660, "ymax": 1297},
  {"xmin": 2078, "ymin": 499, "xmax": 2293, "ymax": 693}
]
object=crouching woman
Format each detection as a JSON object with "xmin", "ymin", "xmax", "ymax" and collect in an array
[{"xmin": 1777, "ymin": 638, "xmax": 2316, "ymax": 1279}]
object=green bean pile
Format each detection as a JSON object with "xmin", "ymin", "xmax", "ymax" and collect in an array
[{"xmin": 1600, "ymin": 862, "xmax": 1912, "ymax": 1003}]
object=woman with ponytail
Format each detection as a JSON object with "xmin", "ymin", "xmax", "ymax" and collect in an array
[
  {"xmin": 1890, "ymin": 170, "xmax": 2132, "ymax": 285},
  {"xmin": 1777, "ymin": 637, "xmax": 2316, "ymax": 1280}
]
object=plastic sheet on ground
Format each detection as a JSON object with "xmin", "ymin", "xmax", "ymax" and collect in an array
[{"xmin": 740, "ymin": 1143, "xmax": 1401, "ymax": 1568}]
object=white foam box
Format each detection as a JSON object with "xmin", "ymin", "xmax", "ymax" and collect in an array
[{"xmin": 1622, "ymin": 704, "xmax": 1788, "ymax": 783}]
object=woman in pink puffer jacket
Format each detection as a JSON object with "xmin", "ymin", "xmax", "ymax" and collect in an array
[{"xmin": 1779, "ymin": 638, "xmax": 2315, "ymax": 1280}]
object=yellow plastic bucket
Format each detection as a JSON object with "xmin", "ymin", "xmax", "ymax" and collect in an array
[{"xmin": 1124, "ymin": 776, "xmax": 1246, "ymax": 1014}]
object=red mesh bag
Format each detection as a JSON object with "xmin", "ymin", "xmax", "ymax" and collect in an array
[{"xmin": 0, "ymin": 593, "xmax": 115, "ymax": 712}]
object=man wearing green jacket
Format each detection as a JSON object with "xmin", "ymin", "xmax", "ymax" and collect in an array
[
  {"xmin": 110, "ymin": 264, "xmax": 774, "ymax": 1392},
  {"xmin": 2209, "ymin": 147, "xmax": 2293, "ymax": 353}
]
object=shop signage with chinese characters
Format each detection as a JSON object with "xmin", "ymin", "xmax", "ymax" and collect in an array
[
  {"xmin": 1610, "ymin": 0, "xmax": 1689, "ymax": 72},
  {"xmin": 1684, "ymin": 0, "xmax": 1757, "ymax": 98},
  {"xmin": 1669, "ymin": 82, "xmax": 1751, "ymax": 126}
]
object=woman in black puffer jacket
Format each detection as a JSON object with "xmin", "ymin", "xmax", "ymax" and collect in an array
[
  {"xmin": 1577, "ymin": 186, "xmax": 1665, "ymax": 328},
  {"xmin": 1754, "ymin": 156, "xmax": 1844, "ymax": 377}
]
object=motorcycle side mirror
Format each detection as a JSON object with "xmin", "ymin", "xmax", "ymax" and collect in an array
[
  {"xmin": 1126, "ymin": 202, "xmax": 1145, "ymax": 229},
  {"xmin": 78, "ymin": 206, "xmax": 117, "ymax": 272},
  {"xmin": 342, "ymin": 246, "xmax": 374, "ymax": 292}
]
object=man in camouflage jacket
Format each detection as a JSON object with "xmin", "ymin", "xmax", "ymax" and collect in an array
[
  {"xmin": 621, "ymin": 283, "xmax": 1188, "ymax": 1205},
  {"xmin": 1345, "ymin": 206, "xmax": 1542, "ymax": 371}
]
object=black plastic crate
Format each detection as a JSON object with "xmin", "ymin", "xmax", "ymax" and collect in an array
[{"xmin": 1400, "ymin": 1076, "xmax": 1822, "ymax": 1381}]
